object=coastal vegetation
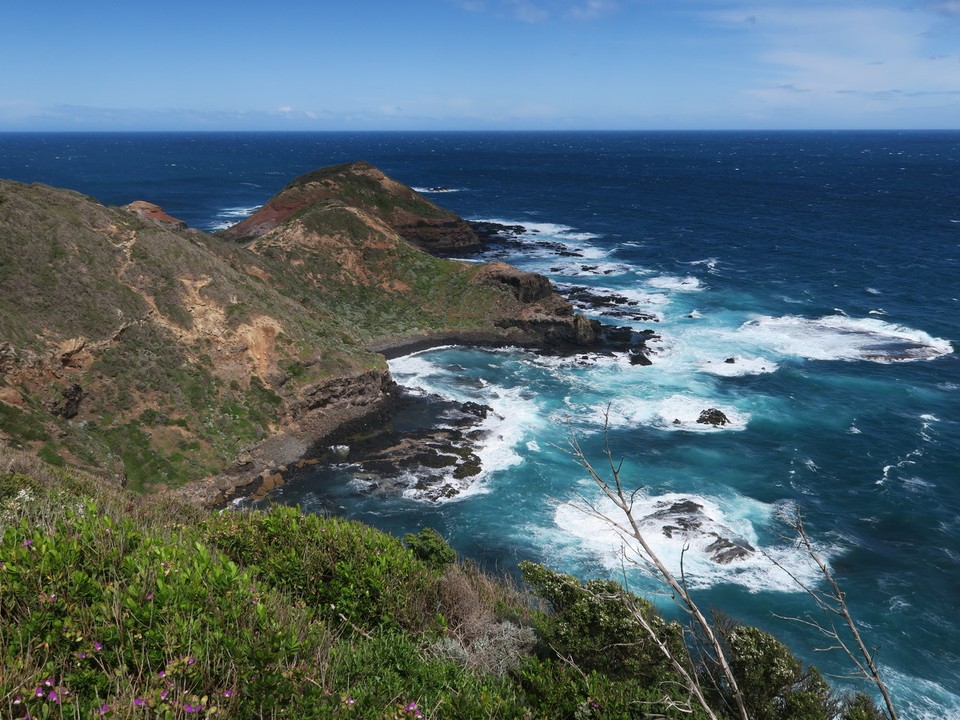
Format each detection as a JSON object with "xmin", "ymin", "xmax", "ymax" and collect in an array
[{"xmin": 1, "ymin": 447, "xmax": 889, "ymax": 719}]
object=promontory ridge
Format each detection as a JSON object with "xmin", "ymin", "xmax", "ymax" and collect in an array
[{"xmin": 0, "ymin": 161, "xmax": 599, "ymax": 504}]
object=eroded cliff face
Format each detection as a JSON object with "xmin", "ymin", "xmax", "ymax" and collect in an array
[{"xmin": 0, "ymin": 163, "xmax": 597, "ymax": 503}]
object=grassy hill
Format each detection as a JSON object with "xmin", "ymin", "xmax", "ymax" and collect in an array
[{"xmin": 0, "ymin": 165, "xmax": 595, "ymax": 499}]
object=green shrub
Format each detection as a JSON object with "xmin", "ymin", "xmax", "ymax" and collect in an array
[
  {"xmin": 519, "ymin": 561, "xmax": 684, "ymax": 686},
  {"xmin": 0, "ymin": 496, "xmax": 335, "ymax": 719},
  {"xmin": 725, "ymin": 624, "xmax": 835, "ymax": 720},
  {"xmin": 514, "ymin": 656, "xmax": 713, "ymax": 720},
  {"xmin": 203, "ymin": 506, "xmax": 439, "ymax": 632},
  {"xmin": 405, "ymin": 527, "xmax": 457, "ymax": 569},
  {"xmin": 329, "ymin": 630, "xmax": 528, "ymax": 719},
  {"xmin": 840, "ymin": 692, "xmax": 887, "ymax": 720}
]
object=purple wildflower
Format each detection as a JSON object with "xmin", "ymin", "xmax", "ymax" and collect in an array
[
  {"xmin": 222, "ymin": 689, "xmax": 234, "ymax": 697},
  {"xmin": 99, "ymin": 704, "xmax": 111, "ymax": 715},
  {"xmin": 13, "ymin": 694, "xmax": 23, "ymax": 704},
  {"xmin": 93, "ymin": 642, "xmax": 102, "ymax": 651},
  {"xmin": 187, "ymin": 657, "xmax": 196, "ymax": 665},
  {"xmin": 48, "ymin": 690, "xmax": 60, "ymax": 703},
  {"xmin": 22, "ymin": 539, "xmax": 32, "ymax": 547},
  {"xmin": 145, "ymin": 592, "xmax": 154, "ymax": 600},
  {"xmin": 158, "ymin": 670, "xmax": 166, "ymax": 678},
  {"xmin": 134, "ymin": 698, "xmax": 144, "ymax": 707},
  {"xmin": 184, "ymin": 702, "xmax": 200, "ymax": 714},
  {"xmin": 77, "ymin": 652, "xmax": 87, "ymax": 659},
  {"xmin": 35, "ymin": 687, "xmax": 44, "ymax": 697},
  {"xmin": 160, "ymin": 690, "xmax": 169, "ymax": 701},
  {"xmin": 43, "ymin": 678, "xmax": 54, "ymax": 687}
]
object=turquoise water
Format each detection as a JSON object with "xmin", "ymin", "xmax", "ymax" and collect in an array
[{"xmin": 3, "ymin": 131, "xmax": 958, "ymax": 717}]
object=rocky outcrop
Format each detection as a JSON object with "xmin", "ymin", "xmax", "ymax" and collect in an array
[
  {"xmin": 471, "ymin": 262, "xmax": 554, "ymax": 303},
  {"xmin": 644, "ymin": 499, "xmax": 755, "ymax": 564},
  {"xmin": 697, "ymin": 408, "xmax": 730, "ymax": 426},
  {"xmin": 123, "ymin": 201, "xmax": 187, "ymax": 229},
  {"xmin": 49, "ymin": 383, "xmax": 84, "ymax": 419},
  {"xmin": 468, "ymin": 261, "xmax": 600, "ymax": 349},
  {"xmin": 176, "ymin": 368, "xmax": 398, "ymax": 507},
  {"xmin": 222, "ymin": 161, "xmax": 481, "ymax": 252}
]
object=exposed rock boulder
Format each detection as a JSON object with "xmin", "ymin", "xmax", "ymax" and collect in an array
[
  {"xmin": 643, "ymin": 499, "xmax": 755, "ymax": 564},
  {"xmin": 697, "ymin": 408, "xmax": 730, "ymax": 426},
  {"xmin": 49, "ymin": 383, "xmax": 84, "ymax": 419}
]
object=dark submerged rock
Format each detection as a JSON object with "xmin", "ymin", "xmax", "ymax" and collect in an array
[
  {"xmin": 697, "ymin": 408, "xmax": 730, "ymax": 426},
  {"xmin": 643, "ymin": 499, "xmax": 755, "ymax": 564}
]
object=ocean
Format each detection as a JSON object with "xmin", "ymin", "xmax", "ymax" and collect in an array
[{"xmin": 2, "ymin": 131, "xmax": 958, "ymax": 718}]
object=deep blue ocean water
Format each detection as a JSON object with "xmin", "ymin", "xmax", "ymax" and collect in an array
[{"xmin": 2, "ymin": 131, "xmax": 958, "ymax": 718}]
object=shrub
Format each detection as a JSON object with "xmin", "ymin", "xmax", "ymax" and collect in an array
[
  {"xmin": 202, "ymin": 506, "xmax": 439, "ymax": 632},
  {"xmin": 519, "ymin": 561, "xmax": 684, "ymax": 686},
  {"xmin": 725, "ymin": 624, "xmax": 835, "ymax": 720},
  {"xmin": 405, "ymin": 526, "xmax": 457, "ymax": 569},
  {"xmin": 0, "ymin": 496, "xmax": 335, "ymax": 718},
  {"xmin": 514, "ymin": 656, "xmax": 713, "ymax": 720}
]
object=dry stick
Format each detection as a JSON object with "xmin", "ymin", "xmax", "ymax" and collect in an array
[
  {"xmin": 568, "ymin": 426, "xmax": 751, "ymax": 720},
  {"xmin": 765, "ymin": 511, "xmax": 899, "ymax": 720}
]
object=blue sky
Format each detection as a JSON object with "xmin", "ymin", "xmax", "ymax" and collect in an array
[{"xmin": 1, "ymin": 0, "xmax": 958, "ymax": 130}]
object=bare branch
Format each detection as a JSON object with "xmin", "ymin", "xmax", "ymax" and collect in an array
[
  {"xmin": 566, "ymin": 414, "xmax": 751, "ymax": 720},
  {"xmin": 764, "ymin": 510, "xmax": 900, "ymax": 720}
]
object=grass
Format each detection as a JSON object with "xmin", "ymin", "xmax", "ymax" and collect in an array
[{"xmin": 0, "ymin": 448, "xmax": 888, "ymax": 720}]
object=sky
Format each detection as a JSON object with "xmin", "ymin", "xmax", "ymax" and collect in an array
[{"xmin": 1, "ymin": 0, "xmax": 958, "ymax": 131}]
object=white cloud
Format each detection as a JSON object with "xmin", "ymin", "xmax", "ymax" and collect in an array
[
  {"xmin": 455, "ymin": 0, "xmax": 621, "ymax": 22},
  {"xmin": 925, "ymin": 0, "xmax": 960, "ymax": 16},
  {"xmin": 568, "ymin": 0, "xmax": 620, "ymax": 19},
  {"xmin": 506, "ymin": 0, "xmax": 550, "ymax": 22},
  {"xmin": 702, "ymin": 3, "xmax": 960, "ymax": 121}
]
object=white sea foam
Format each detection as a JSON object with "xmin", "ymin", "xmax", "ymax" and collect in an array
[
  {"xmin": 412, "ymin": 186, "xmax": 462, "ymax": 194},
  {"xmin": 472, "ymin": 218, "xmax": 602, "ymax": 243},
  {"xmin": 646, "ymin": 275, "xmax": 703, "ymax": 291},
  {"xmin": 207, "ymin": 205, "xmax": 261, "ymax": 231},
  {"xmin": 687, "ymin": 257, "xmax": 719, "ymax": 271},
  {"xmin": 388, "ymin": 351, "xmax": 540, "ymax": 502},
  {"xmin": 699, "ymin": 355, "xmax": 779, "ymax": 377},
  {"xmin": 549, "ymin": 262, "xmax": 633, "ymax": 278},
  {"xmin": 736, "ymin": 314, "xmax": 953, "ymax": 363},
  {"xmin": 880, "ymin": 666, "xmax": 960, "ymax": 720},
  {"xmin": 553, "ymin": 490, "xmax": 832, "ymax": 593},
  {"xmin": 866, "ymin": 286, "xmax": 882, "ymax": 295},
  {"xmin": 581, "ymin": 395, "xmax": 749, "ymax": 433}
]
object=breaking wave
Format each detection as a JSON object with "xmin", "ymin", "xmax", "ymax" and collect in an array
[{"xmin": 736, "ymin": 315, "xmax": 953, "ymax": 363}]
